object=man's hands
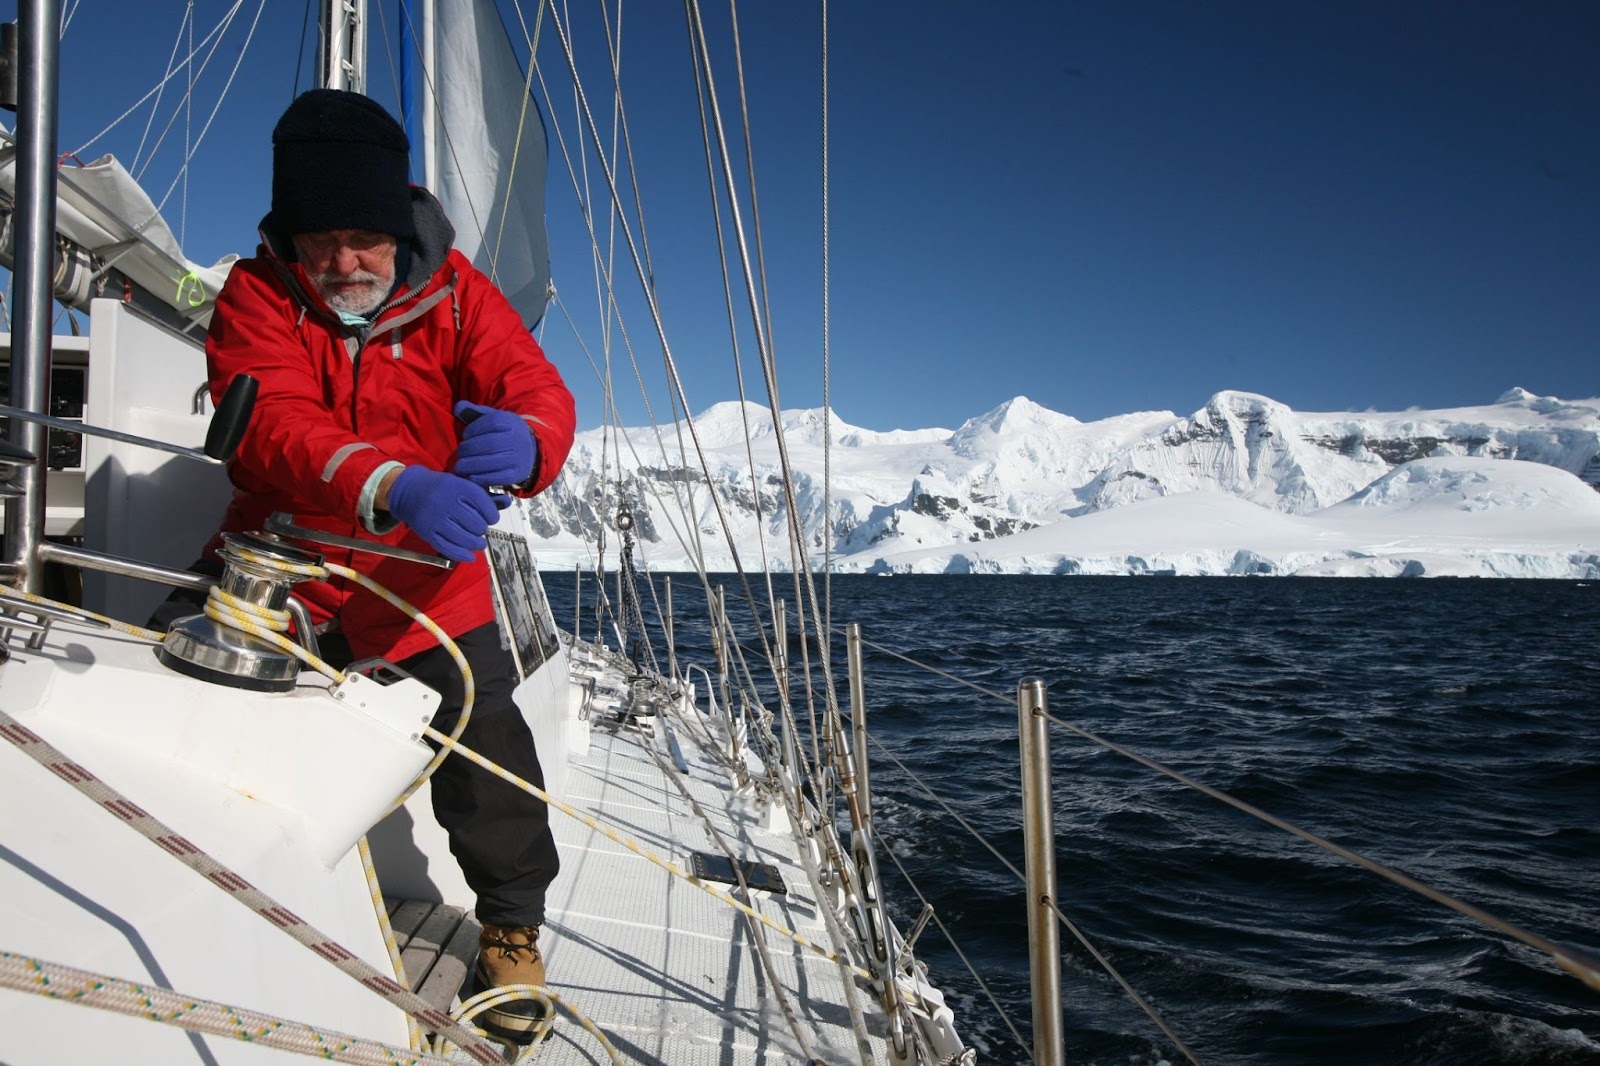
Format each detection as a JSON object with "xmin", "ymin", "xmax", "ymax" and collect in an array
[
  {"xmin": 385, "ymin": 466, "xmax": 504, "ymax": 562},
  {"xmin": 453, "ymin": 401, "xmax": 538, "ymax": 488},
  {"xmin": 378, "ymin": 401, "xmax": 535, "ymax": 562}
]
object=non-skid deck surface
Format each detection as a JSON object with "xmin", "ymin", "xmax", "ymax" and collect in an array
[{"xmin": 533, "ymin": 700, "xmax": 885, "ymax": 1064}]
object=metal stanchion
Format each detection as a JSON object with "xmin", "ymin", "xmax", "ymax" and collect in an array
[
  {"xmin": 1018, "ymin": 677, "xmax": 1065, "ymax": 1066},
  {"xmin": 664, "ymin": 575, "xmax": 676, "ymax": 680},
  {"xmin": 846, "ymin": 623, "xmax": 873, "ymax": 833},
  {"xmin": 774, "ymin": 598, "xmax": 788, "ymax": 697}
]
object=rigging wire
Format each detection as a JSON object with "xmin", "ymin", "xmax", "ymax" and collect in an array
[
  {"xmin": 66, "ymin": 1, "xmax": 240, "ymax": 164},
  {"xmin": 523, "ymin": 13, "xmax": 715, "ymax": 579},
  {"xmin": 681, "ymin": 0, "xmax": 850, "ymax": 835},
  {"xmin": 820, "ymin": 0, "xmax": 834, "ymax": 666},
  {"xmin": 369, "ymin": 0, "xmax": 408, "ymax": 123},
  {"xmin": 150, "ymin": 0, "xmax": 272, "ymax": 220},
  {"xmin": 520, "ymin": 21, "xmax": 935, "ymax": 1052},
  {"xmin": 542, "ymin": 0, "xmax": 784, "ymax": 687},
  {"xmin": 58, "ymin": 0, "xmax": 83, "ymax": 36},
  {"xmin": 292, "ymin": 0, "xmax": 313, "ymax": 97},
  {"xmin": 131, "ymin": 3, "xmax": 243, "ymax": 182},
  {"xmin": 681, "ymin": 0, "xmax": 827, "ymax": 792},
  {"xmin": 129, "ymin": 1, "xmax": 194, "ymax": 174},
  {"xmin": 682, "ymin": 3, "xmax": 778, "ymax": 617},
  {"xmin": 181, "ymin": 2, "xmax": 193, "ymax": 246},
  {"xmin": 872, "ymin": 824, "xmax": 1031, "ymax": 1060}
]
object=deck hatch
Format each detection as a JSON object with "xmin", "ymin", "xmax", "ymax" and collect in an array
[{"xmin": 690, "ymin": 852, "xmax": 787, "ymax": 895}]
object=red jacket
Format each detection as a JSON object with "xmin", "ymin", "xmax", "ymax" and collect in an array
[{"xmin": 205, "ymin": 189, "xmax": 575, "ymax": 662}]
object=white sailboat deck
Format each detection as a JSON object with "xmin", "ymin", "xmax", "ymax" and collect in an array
[{"xmin": 530, "ymin": 648, "xmax": 883, "ymax": 1064}]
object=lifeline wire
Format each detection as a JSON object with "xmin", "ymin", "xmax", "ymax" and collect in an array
[
  {"xmin": 861, "ymin": 632, "xmax": 1600, "ymax": 998},
  {"xmin": 1036, "ymin": 707, "xmax": 1600, "ymax": 995}
]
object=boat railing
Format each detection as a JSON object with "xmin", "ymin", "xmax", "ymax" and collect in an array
[{"xmin": 842, "ymin": 624, "xmax": 1600, "ymax": 1066}]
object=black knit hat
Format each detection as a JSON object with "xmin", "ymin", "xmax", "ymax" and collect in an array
[{"xmin": 271, "ymin": 89, "xmax": 414, "ymax": 241}]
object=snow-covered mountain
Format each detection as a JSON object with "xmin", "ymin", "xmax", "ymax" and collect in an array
[{"xmin": 521, "ymin": 389, "xmax": 1600, "ymax": 578}]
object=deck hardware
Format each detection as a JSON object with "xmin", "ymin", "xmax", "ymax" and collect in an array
[
  {"xmin": 901, "ymin": 903, "xmax": 935, "ymax": 956},
  {"xmin": 689, "ymin": 851, "xmax": 786, "ymax": 895},
  {"xmin": 156, "ymin": 532, "xmax": 325, "ymax": 691},
  {"xmin": 0, "ymin": 587, "xmax": 110, "ymax": 650},
  {"xmin": 266, "ymin": 512, "xmax": 453, "ymax": 569}
]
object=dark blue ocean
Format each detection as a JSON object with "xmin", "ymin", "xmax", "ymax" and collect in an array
[{"xmin": 550, "ymin": 574, "xmax": 1600, "ymax": 1065}]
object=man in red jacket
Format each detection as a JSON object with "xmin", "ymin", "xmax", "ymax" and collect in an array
[{"xmin": 205, "ymin": 88, "xmax": 573, "ymax": 1039}]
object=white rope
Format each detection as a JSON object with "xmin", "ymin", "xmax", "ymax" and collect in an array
[
  {"xmin": 447, "ymin": 979, "xmax": 622, "ymax": 1063},
  {"xmin": 0, "ymin": 951, "xmax": 461, "ymax": 1066}
]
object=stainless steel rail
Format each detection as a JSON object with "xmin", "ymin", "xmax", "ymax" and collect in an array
[
  {"xmin": 846, "ymin": 623, "xmax": 873, "ymax": 834},
  {"xmin": 2, "ymin": 0, "xmax": 60, "ymax": 594},
  {"xmin": 1018, "ymin": 678, "xmax": 1065, "ymax": 1066}
]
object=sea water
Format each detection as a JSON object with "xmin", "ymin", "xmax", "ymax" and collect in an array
[{"xmin": 549, "ymin": 574, "xmax": 1600, "ymax": 1066}]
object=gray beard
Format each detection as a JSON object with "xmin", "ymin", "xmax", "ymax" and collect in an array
[{"xmin": 310, "ymin": 268, "xmax": 393, "ymax": 317}]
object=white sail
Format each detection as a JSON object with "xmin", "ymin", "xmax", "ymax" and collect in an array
[{"xmin": 429, "ymin": 0, "xmax": 552, "ymax": 327}]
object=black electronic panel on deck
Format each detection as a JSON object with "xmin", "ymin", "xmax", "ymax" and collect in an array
[{"xmin": 689, "ymin": 851, "xmax": 787, "ymax": 895}]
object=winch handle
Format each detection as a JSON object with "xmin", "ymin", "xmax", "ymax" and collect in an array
[{"xmin": 204, "ymin": 373, "xmax": 259, "ymax": 462}]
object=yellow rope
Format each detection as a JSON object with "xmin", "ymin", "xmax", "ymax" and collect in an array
[
  {"xmin": 358, "ymin": 837, "xmax": 421, "ymax": 1053},
  {"xmin": 322, "ymin": 562, "xmax": 475, "ymax": 818},
  {"xmin": 13, "ymin": 546, "xmax": 870, "ymax": 1037}
]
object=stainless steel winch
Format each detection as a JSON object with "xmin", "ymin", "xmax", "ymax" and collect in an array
[{"xmin": 157, "ymin": 532, "xmax": 325, "ymax": 692}]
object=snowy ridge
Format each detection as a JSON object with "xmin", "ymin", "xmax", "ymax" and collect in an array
[{"xmin": 521, "ymin": 389, "xmax": 1600, "ymax": 578}]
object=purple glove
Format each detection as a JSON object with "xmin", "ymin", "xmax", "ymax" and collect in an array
[
  {"xmin": 453, "ymin": 401, "xmax": 538, "ymax": 487},
  {"xmin": 385, "ymin": 466, "xmax": 501, "ymax": 562}
]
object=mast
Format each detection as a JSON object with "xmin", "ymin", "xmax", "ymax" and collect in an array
[
  {"xmin": 318, "ymin": 0, "xmax": 368, "ymax": 92},
  {"xmin": 1, "ymin": 1, "xmax": 62, "ymax": 593}
]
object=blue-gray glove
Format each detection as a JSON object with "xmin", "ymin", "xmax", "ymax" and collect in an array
[
  {"xmin": 453, "ymin": 401, "xmax": 538, "ymax": 487},
  {"xmin": 386, "ymin": 466, "xmax": 502, "ymax": 562}
]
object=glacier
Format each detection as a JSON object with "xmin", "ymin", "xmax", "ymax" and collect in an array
[{"xmin": 520, "ymin": 389, "xmax": 1600, "ymax": 579}]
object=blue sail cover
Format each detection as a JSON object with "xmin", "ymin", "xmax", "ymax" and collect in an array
[{"xmin": 425, "ymin": 0, "xmax": 552, "ymax": 328}]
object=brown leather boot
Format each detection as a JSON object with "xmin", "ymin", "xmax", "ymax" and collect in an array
[{"xmin": 475, "ymin": 924, "xmax": 548, "ymax": 1042}]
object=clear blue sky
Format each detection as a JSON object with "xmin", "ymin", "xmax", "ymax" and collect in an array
[{"xmin": 12, "ymin": 2, "xmax": 1598, "ymax": 431}]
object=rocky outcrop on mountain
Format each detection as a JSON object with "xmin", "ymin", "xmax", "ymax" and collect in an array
[{"xmin": 1077, "ymin": 390, "xmax": 1600, "ymax": 517}]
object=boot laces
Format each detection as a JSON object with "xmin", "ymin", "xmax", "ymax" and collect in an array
[{"xmin": 483, "ymin": 926, "xmax": 541, "ymax": 961}]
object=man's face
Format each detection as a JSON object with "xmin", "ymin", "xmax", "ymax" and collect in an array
[{"xmin": 292, "ymin": 229, "xmax": 398, "ymax": 316}]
